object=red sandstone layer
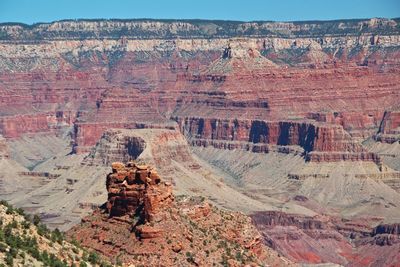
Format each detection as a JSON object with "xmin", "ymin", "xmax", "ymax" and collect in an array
[
  {"xmin": 374, "ymin": 110, "xmax": 400, "ymax": 143},
  {"xmin": 175, "ymin": 117, "xmax": 381, "ymax": 163},
  {"xmin": 0, "ymin": 28, "xmax": 399, "ymax": 158},
  {"xmin": 252, "ymin": 211, "xmax": 400, "ymax": 266}
]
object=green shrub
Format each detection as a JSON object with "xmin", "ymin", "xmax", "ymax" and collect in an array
[
  {"xmin": 28, "ymin": 246, "xmax": 41, "ymax": 260},
  {"xmin": 0, "ymin": 229, "xmax": 4, "ymax": 241},
  {"xmin": 9, "ymin": 247, "xmax": 18, "ymax": 257},
  {"xmin": 186, "ymin": 251, "xmax": 195, "ymax": 263},
  {"xmin": 88, "ymin": 251, "xmax": 100, "ymax": 264},
  {"xmin": 33, "ymin": 214, "xmax": 41, "ymax": 226},
  {"xmin": 41, "ymin": 250, "xmax": 49, "ymax": 262},
  {"xmin": 100, "ymin": 262, "xmax": 113, "ymax": 267},
  {"xmin": 37, "ymin": 223, "xmax": 49, "ymax": 237},
  {"xmin": 51, "ymin": 228, "xmax": 64, "ymax": 244},
  {"xmin": 9, "ymin": 220, "xmax": 18, "ymax": 229},
  {"xmin": 116, "ymin": 254, "xmax": 123, "ymax": 266},
  {"xmin": 82, "ymin": 251, "xmax": 88, "ymax": 261},
  {"xmin": 5, "ymin": 252, "xmax": 13, "ymax": 266},
  {"xmin": 21, "ymin": 220, "xmax": 31, "ymax": 229},
  {"xmin": 5, "ymin": 207, "xmax": 14, "ymax": 215},
  {"xmin": 235, "ymin": 251, "xmax": 243, "ymax": 262},
  {"xmin": 15, "ymin": 208, "xmax": 25, "ymax": 216}
]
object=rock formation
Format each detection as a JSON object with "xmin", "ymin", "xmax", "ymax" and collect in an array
[
  {"xmin": 176, "ymin": 117, "xmax": 383, "ymax": 164},
  {"xmin": 0, "ymin": 135, "xmax": 9, "ymax": 159},
  {"xmin": 375, "ymin": 110, "xmax": 400, "ymax": 143},
  {"xmin": 106, "ymin": 161, "xmax": 173, "ymax": 223},
  {"xmin": 0, "ymin": 19, "xmax": 399, "ymax": 159},
  {"xmin": 68, "ymin": 161, "xmax": 295, "ymax": 266}
]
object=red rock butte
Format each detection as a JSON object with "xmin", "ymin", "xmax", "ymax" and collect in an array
[{"xmin": 106, "ymin": 161, "xmax": 173, "ymax": 223}]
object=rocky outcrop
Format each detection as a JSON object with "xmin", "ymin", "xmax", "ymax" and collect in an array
[
  {"xmin": 67, "ymin": 161, "xmax": 295, "ymax": 266},
  {"xmin": 306, "ymin": 111, "xmax": 384, "ymax": 140},
  {"xmin": 305, "ymin": 151, "xmax": 381, "ymax": 164},
  {"xmin": 365, "ymin": 222, "xmax": 400, "ymax": 247},
  {"xmin": 106, "ymin": 161, "xmax": 173, "ymax": 223},
  {"xmin": 73, "ymin": 121, "xmax": 176, "ymax": 153},
  {"xmin": 0, "ymin": 135, "xmax": 9, "ymax": 159},
  {"xmin": 85, "ymin": 129, "xmax": 147, "ymax": 165},
  {"xmin": 374, "ymin": 110, "xmax": 400, "ymax": 143},
  {"xmin": 373, "ymin": 223, "xmax": 400, "ymax": 235}
]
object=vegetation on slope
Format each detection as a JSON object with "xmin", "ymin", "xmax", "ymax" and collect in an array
[{"xmin": 0, "ymin": 200, "xmax": 111, "ymax": 267}]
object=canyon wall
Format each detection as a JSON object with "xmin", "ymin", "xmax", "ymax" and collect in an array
[
  {"xmin": 175, "ymin": 117, "xmax": 382, "ymax": 163},
  {"xmin": 0, "ymin": 18, "xmax": 399, "ymax": 266},
  {"xmin": 375, "ymin": 110, "xmax": 400, "ymax": 143},
  {"xmin": 0, "ymin": 112, "xmax": 74, "ymax": 138},
  {"xmin": 1, "ymin": 18, "xmax": 399, "ymax": 40},
  {"xmin": 251, "ymin": 211, "xmax": 400, "ymax": 266},
  {"xmin": 0, "ymin": 18, "xmax": 399, "ymax": 158}
]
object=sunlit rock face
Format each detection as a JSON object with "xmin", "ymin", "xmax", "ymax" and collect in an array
[
  {"xmin": 1, "ymin": 18, "xmax": 400, "ymax": 266},
  {"xmin": 0, "ymin": 18, "xmax": 399, "ymax": 158},
  {"xmin": 106, "ymin": 161, "xmax": 173, "ymax": 222}
]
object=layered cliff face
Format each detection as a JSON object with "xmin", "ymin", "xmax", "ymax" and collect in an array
[
  {"xmin": 251, "ymin": 211, "xmax": 400, "ymax": 267},
  {"xmin": 374, "ymin": 110, "xmax": 400, "ymax": 143},
  {"xmin": 1, "ymin": 18, "xmax": 399, "ymax": 159},
  {"xmin": 105, "ymin": 161, "xmax": 173, "ymax": 221},
  {"xmin": 175, "ymin": 117, "xmax": 383, "ymax": 164},
  {"xmin": 1, "ymin": 18, "xmax": 400, "ymax": 266},
  {"xmin": 1, "ymin": 18, "xmax": 399, "ymax": 40}
]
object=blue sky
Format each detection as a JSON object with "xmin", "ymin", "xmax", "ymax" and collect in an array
[{"xmin": 0, "ymin": 0, "xmax": 399, "ymax": 24}]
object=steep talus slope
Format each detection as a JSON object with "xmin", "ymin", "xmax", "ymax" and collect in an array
[
  {"xmin": 193, "ymin": 146, "xmax": 400, "ymax": 265},
  {"xmin": 1, "ymin": 133, "xmax": 110, "ymax": 230}
]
